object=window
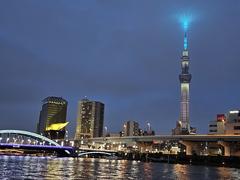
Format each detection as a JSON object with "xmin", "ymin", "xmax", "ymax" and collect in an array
[
  {"xmin": 234, "ymin": 126, "xmax": 240, "ymax": 130},
  {"xmin": 209, "ymin": 125, "xmax": 217, "ymax": 127},
  {"xmin": 210, "ymin": 130, "xmax": 217, "ymax": 132}
]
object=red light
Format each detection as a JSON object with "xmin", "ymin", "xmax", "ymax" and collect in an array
[{"xmin": 217, "ymin": 114, "xmax": 226, "ymax": 122}]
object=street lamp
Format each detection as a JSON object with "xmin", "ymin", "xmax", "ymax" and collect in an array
[
  {"xmin": 147, "ymin": 122, "xmax": 151, "ymax": 133},
  {"xmin": 104, "ymin": 126, "xmax": 108, "ymax": 137}
]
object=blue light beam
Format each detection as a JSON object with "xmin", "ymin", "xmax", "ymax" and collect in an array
[
  {"xmin": 179, "ymin": 14, "xmax": 193, "ymax": 50},
  {"xmin": 184, "ymin": 32, "xmax": 188, "ymax": 50},
  {"xmin": 179, "ymin": 14, "xmax": 193, "ymax": 31}
]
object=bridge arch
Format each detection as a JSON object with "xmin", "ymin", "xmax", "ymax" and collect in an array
[{"xmin": 0, "ymin": 130, "xmax": 60, "ymax": 146}]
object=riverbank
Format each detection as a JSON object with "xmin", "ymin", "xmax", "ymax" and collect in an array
[{"xmin": 116, "ymin": 152, "xmax": 240, "ymax": 168}]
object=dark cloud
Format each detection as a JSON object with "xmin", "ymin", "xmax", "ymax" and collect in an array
[{"xmin": 0, "ymin": 1, "xmax": 239, "ymax": 136}]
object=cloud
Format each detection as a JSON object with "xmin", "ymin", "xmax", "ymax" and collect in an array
[{"xmin": 0, "ymin": 1, "xmax": 239, "ymax": 135}]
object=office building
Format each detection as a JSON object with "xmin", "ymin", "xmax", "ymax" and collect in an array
[
  {"xmin": 37, "ymin": 96, "xmax": 68, "ymax": 139},
  {"xmin": 74, "ymin": 98, "xmax": 104, "ymax": 139},
  {"xmin": 122, "ymin": 121, "xmax": 140, "ymax": 136}
]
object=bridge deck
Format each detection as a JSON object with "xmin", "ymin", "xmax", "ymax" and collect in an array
[{"xmin": 89, "ymin": 134, "xmax": 240, "ymax": 143}]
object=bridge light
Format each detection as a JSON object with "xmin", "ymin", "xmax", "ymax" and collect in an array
[{"xmin": 65, "ymin": 130, "xmax": 69, "ymax": 140}]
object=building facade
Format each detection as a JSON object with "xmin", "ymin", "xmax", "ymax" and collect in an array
[
  {"xmin": 225, "ymin": 110, "xmax": 240, "ymax": 135},
  {"xmin": 74, "ymin": 98, "xmax": 104, "ymax": 139},
  {"xmin": 122, "ymin": 121, "xmax": 140, "ymax": 136},
  {"xmin": 208, "ymin": 114, "xmax": 226, "ymax": 134},
  {"xmin": 37, "ymin": 96, "xmax": 68, "ymax": 139}
]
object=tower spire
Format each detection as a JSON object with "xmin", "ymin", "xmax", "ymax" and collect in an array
[{"xmin": 184, "ymin": 31, "xmax": 188, "ymax": 50}]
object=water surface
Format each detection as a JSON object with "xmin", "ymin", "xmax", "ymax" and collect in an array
[{"xmin": 0, "ymin": 156, "xmax": 239, "ymax": 179}]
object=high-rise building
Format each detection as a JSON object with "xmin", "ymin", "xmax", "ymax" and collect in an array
[
  {"xmin": 122, "ymin": 121, "xmax": 140, "ymax": 136},
  {"xmin": 74, "ymin": 98, "xmax": 104, "ymax": 139},
  {"xmin": 173, "ymin": 23, "xmax": 196, "ymax": 135},
  {"xmin": 37, "ymin": 96, "xmax": 68, "ymax": 139}
]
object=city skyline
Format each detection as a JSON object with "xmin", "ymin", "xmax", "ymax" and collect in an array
[{"xmin": 0, "ymin": 1, "xmax": 240, "ymax": 136}]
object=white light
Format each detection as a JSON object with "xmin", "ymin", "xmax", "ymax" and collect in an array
[{"xmin": 230, "ymin": 111, "xmax": 239, "ymax": 114}]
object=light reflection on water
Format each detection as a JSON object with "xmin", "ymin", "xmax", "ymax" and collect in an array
[{"xmin": 0, "ymin": 155, "xmax": 240, "ymax": 179}]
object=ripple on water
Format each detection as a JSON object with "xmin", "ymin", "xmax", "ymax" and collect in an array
[{"xmin": 0, "ymin": 156, "xmax": 240, "ymax": 179}]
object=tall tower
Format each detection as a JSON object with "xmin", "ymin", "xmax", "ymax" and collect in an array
[
  {"xmin": 179, "ymin": 31, "xmax": 192, "ymax": 134},
  {"xmin": 74, "ymin": 98, "xmax": 104, "ymax": 139}
]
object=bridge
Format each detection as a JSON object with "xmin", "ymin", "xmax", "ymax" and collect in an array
[
  {"xmin": 0, "ymin": 130, "xmax": 75, "ymax": 157},
  {"xmin": 78, "ymin": 151, "xmax": 114, "ymax": 157},
  {"xmin": 86, "ymin": 134, "xmax": 240, "ymax": 157}
]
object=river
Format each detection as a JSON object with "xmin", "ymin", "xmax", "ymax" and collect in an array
[{"xmin": 0, "ymin": 155, "xmax": 239, "ymax": 179}]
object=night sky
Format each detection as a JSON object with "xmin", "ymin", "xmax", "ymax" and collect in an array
[{"xmin": 0, "ymin": 1, "xmax": 240, "ymax": 137}]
